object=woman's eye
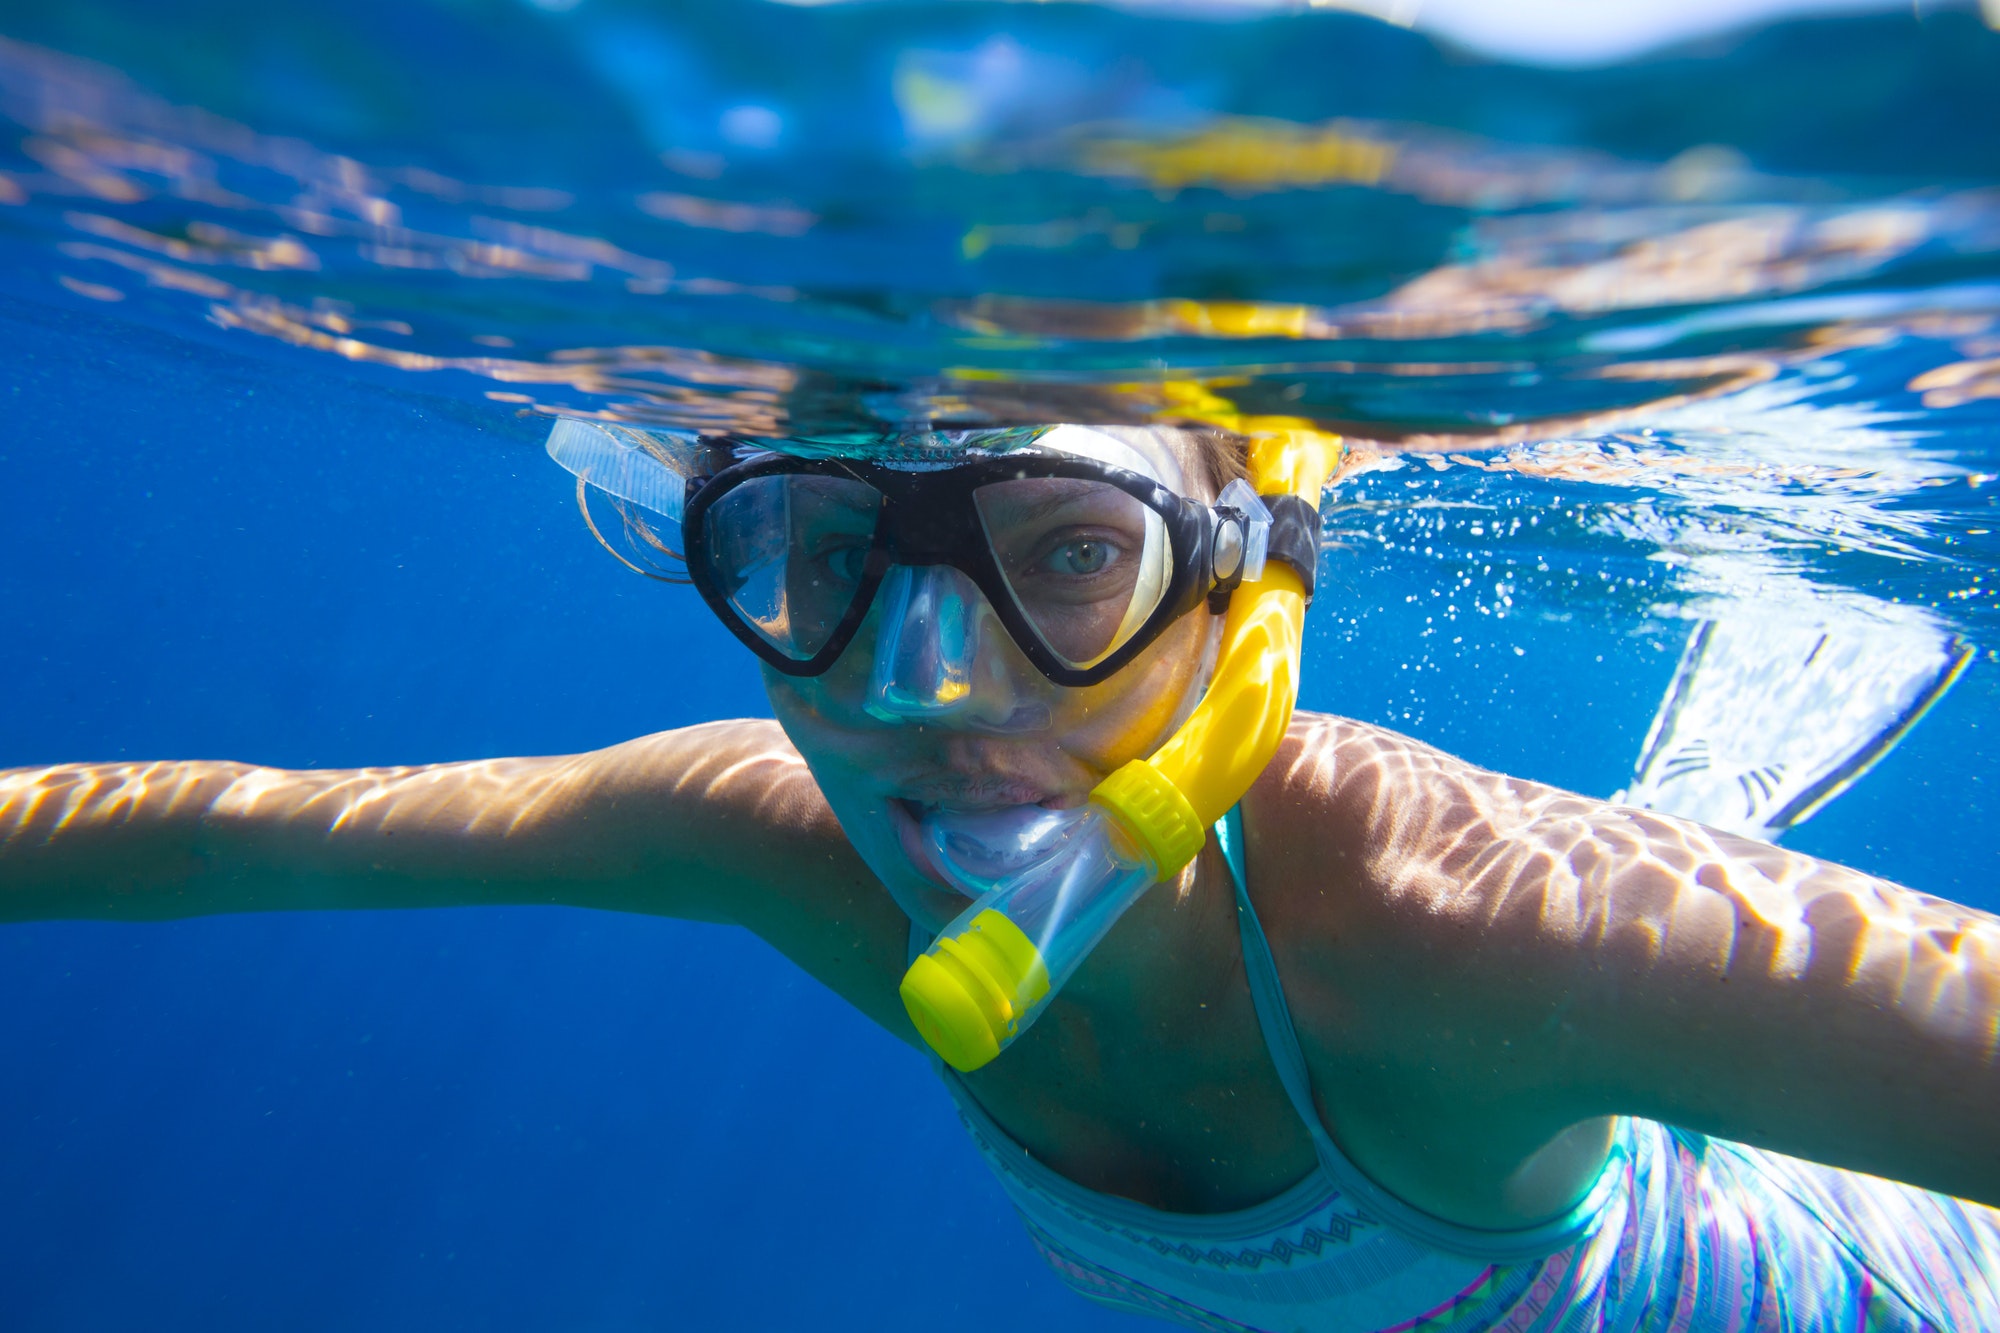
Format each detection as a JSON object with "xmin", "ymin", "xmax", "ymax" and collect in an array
[
  {"xmin": 1042, "ymin": 539, "xmax": 1118, "ymax": 577},
  {"xmin": 813, "ymin": 542, "xmax": 869, "ymax": 583}
]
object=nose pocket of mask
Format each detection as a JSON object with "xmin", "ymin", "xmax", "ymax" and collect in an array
[{"xmin": 867, "ymin": 564, "xmax": 980, "ymax": 719}]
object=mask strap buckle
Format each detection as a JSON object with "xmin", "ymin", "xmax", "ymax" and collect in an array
[{"xmin": 1206, "ymin": 478, "xmax": 1273, "ymax": 613}]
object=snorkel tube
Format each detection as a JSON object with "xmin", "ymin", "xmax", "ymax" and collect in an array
[{"xmin": 899, "ymin": 432, "xmax": 1341, "ymax": 1072}]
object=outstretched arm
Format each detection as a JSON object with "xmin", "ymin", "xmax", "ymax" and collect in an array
[
  {"xmin": 0, "ymin": 722, "xmax": 915, "ymax": 1033},
  {"xmin": 1256, "ymin": 714, "xmax": 2000, "ymax": 1225}
]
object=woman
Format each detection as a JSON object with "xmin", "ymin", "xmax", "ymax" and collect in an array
[{"xmin": 3, "ymin": 422, "xmax": 1997, "ymax": 1331}]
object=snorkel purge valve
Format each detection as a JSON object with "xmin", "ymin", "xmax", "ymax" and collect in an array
[{"xmin": 899, "ymin": 433, "xmax": 1340, "ymax": 1072}]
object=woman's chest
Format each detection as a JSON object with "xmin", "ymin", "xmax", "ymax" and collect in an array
[{"xmin": 953, "ymin": 958, "xmax": 1326, "ymax": 1214}]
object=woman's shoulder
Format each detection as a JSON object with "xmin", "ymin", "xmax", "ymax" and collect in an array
[
  {"xmin": 1250, "ymin": 711, "xmax": 1583, "ymax": 878},
  {"xmin": 1241, "ymin": 712, "xmax": 1620, "ymax": 962},
  {"xmin": 1239, "ymin": 710, "xmax": 1831, "ymax": 998}
]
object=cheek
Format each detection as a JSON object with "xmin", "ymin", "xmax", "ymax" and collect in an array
[
  {"xmin": 760, "ymin": 670, "xmax": 858, "ymax": 777},
  {"xmin": 761, "ymin": 670, "xmax": 971, "ymax": 920},
  {"xmin": 1042, "ymin": 610, "xmax": 1220, "ymax": 766},
  {"xmin": 757, "ymin": 618, "xmax": 883, "ymax": 726},
  {"xmin": 762, "ymin": 676, "xmax": 887, "ymax": 829},
  {"xmin": 762, "ymin": 604, "xmax": 1220, "ymax": 785},
  {"xmin": 759, "ymin": 668, "xmax": 904, "ymax": 830}
]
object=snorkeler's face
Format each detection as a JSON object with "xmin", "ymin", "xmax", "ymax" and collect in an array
[{"xmin": 760, "ymin": 433, "xmax": 1221, "ymax": 931}]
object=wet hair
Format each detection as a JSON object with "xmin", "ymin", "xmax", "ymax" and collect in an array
[
  {"xmin": 576, "ymin": 472, "xmax": 691, "ymax": 584},
  {"xmin": 1085, "ymin": 425, "xmax": 1250, "ymax": 501}
]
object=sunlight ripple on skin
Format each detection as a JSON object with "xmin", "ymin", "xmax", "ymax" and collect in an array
[
  {"xmin": 0, "ymin": 722, "xmax": 828, "ymax": 919},
  {"xmin": 1284, "ymin": 715, "xmax": 2000, "ymax": 1065}
]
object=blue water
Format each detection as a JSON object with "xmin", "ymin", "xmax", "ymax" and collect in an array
[
  {"xmin": 0, "ymin": 299, "xmax": 1051, "ymax": 1331},
  {"xmin": 1, "ymin": 2, "xmax": 1998, "ymax": 1328}
]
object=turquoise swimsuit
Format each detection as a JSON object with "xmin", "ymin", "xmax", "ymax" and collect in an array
[{"xmin": 918, "ymin": 809, "xmax": 2000, "ymax": 1332}]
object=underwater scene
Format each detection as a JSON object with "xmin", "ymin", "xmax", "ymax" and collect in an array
[{"xmin": 1, "ymin": 0, "xmax": 1998, "ymax": 1328}]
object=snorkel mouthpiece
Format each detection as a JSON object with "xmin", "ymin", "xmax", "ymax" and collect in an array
[
  {"xmin": 902, "ymin": 809, "xmax": 1151, "ymax": 1069},
  {"xmin": 900, "ymin": 433, "xmax": 1340, "ymax": 1071}
]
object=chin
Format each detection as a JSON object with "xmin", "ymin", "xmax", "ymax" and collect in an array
[
  {"xmin": 835, "ymin": 796, "xmax": 971, "ymax": 930},
  {"xmin": 872, "ymin": 858, "xmax": 973, "ymax": 935}
]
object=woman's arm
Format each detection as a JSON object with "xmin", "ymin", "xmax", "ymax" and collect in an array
[
  {"xmin": 0, "ymin": 722, "xmax": 916, "ymax": 1033},
  {"xmin": 1564, "ymin": 812, "xmax": 2000, "ymax": 1205},
  {"xmin": 1256, "ymin": 714, "xmax": 2000, "ymax": 1225}
]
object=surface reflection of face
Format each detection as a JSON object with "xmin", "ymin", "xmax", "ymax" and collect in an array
[{"xmin": 760, "ymin": 432, "xmax": 1220, "ymax": 933}]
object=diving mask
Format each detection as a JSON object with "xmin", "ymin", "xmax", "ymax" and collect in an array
[{"xmin": 677, "ymin": 425, "xmax": 1273, "ymax": 688}]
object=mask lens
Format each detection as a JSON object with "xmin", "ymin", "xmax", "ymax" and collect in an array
[
  {"xmin": 974, "ymin": 478, "xmax": 1169, "ymax": 670},
  {"xmin": 702, "ymin": 473, "xmax": 881, "ymax": 660}
]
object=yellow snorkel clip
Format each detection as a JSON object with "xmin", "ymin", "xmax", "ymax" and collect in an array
[{"xmin": 899, "ymin": 431, "xmax": 1342, "ymax": 1071}]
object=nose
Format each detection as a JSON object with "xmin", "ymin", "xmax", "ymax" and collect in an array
[{"xmin": 865, "ymin": 565, "xmax": 1050, "ymax": 732}]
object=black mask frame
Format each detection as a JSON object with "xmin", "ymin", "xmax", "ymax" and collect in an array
[{"xmin": 681, "ymin": 447, "xmax": 1225, "ymax": 687}]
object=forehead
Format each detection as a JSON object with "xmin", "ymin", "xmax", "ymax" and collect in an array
[{"xmin": 1030, "ymin": 425, "xmax": 1190, "ymax": 491}]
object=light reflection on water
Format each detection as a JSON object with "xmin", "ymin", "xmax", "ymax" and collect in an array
[{"xmin": 0, "ymin": 0, "xmax": 1997, "ymax": 634}]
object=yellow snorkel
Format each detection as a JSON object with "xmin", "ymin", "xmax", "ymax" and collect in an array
[{"xmin": 899, "ymin": 431, "xmax": 1342, "ymax": 1071}]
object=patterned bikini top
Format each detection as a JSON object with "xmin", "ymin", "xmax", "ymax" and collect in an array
[{"xmin": 920, "ymin": 808, "xmax": 2000, "ymax": 1333}]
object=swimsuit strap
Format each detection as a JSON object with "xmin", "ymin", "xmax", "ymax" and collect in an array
[
  {"xmin": 1214, "ymin": 806, "xmax": 1348, "ymax": 1171},
  {"xmin": 1216, "ymin": 805, "xmax": 1608, "ymax": 1260}
]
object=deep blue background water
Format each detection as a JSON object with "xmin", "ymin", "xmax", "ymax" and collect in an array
[
  {"xmin": 3, "ymin": 0, "xmax": 2000, "ymax": 1328},
  {"xmin": 0, "ymin": 294, "xmax": 1104, "ymax": 1331}
]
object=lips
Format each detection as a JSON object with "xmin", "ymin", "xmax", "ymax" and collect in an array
[
  {"xmin": 889, "ymin": 798, "xmax": 966, "ymax": 893},
  {"xmin": 892, "ymin": 777, "xmax": 1063, "ymax": 810}
]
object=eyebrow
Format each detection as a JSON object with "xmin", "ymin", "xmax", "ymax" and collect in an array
[{"xmin": 982, "ymin": 484, "xmax": 1142, "ymax": 530}]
